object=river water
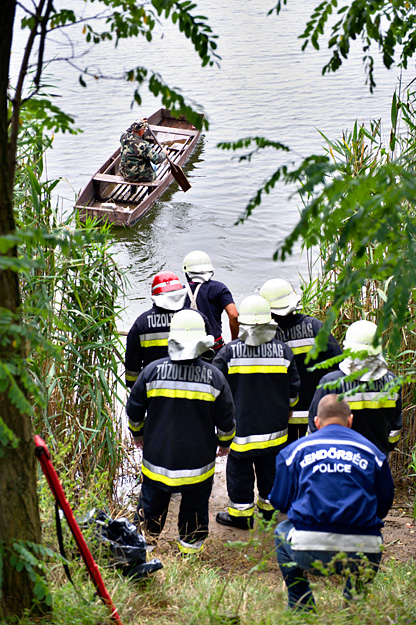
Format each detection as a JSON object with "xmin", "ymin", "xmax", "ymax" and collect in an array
[{"xmin": 12, "ymin": 0, "xmax": 414, "ymax": 335}]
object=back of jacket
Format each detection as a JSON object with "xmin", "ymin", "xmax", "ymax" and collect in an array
[
  {"xmin": 213, "ymin": 338, "xmax": 300, "ymax": 457},
  {"xmin": 125, "ymin": 306, "xmax": 175, "ymax": 388},
  {"xmin": 308, "ymin": 369, "xmax": 402, "ymax": 455},
  {"xmin": 126, "ymin": 356, "xmax": 236, "ymax": 492},
  {"xmin": 275, "ymin": 314, "xmax": 342, "ymax": 423},
  {"xmin": 269, "ymin": 424, "xmax": 394, "ymax": 535}
]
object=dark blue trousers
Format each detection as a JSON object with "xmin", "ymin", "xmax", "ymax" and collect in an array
[
  {"xmin": 275, "ymin": 519, "xmax": 382, "ymax": 610},
  {"xmin": 137, "ymin": 477, "xmax": 213, "ymax": 545}
]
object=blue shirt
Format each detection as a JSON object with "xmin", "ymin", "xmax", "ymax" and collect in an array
[{"xmin": 184, "ymin": 279, "xmax": 234, "ymax": 340}]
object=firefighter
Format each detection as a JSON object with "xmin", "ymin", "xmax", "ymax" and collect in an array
[
  {"xmin": 124, "ymin": 271, "xmax": 187, "ymax": 389},
  {"xmin": 308, "ymin": 320, "xmax": 402, "ymax": 456},
  {"xmin": 271, "ymin": 394, "xmax": 394, "ymax": 611},
  {"xmin": 126, "ymin": 309, "xmax": 236, "ymax": 554},
  {"xmin": 183, "ymin": 250, "xmax": 239, "ymax": 354},
  {"xmin": 260, "ymin": 278, "xmax": 342, "ymax": 442},
  {"xmin": 213, "ymin": 294, "xmax": 300, "ymax": 529}
]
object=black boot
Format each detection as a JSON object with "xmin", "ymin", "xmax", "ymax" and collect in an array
[
  {"xmin": 216, "ymin": 511, "xmax": 253, "ymax": 529},
  {"xmin": 258, "ymin": 508, "xmax": 275, "ymax": 522}
]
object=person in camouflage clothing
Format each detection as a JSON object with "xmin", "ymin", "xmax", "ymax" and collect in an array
[{"xmin": 119, "ymin": 119, "xmax": 167, "ymax": 182}]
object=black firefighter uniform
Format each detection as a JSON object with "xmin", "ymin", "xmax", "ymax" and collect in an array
[
  {"xmin": 126, "ymin": 356, "xmax": 236, "ymax": 553},
  {"xmin": 308, "ymin": 368, "xmax": 402, "ymax": 456},
  {"xmin": 125, "ymin": 306, "xmax": 176, "ymax": 388},
  {"xmin": 213, "ymin": 337, "xmax": 300, "ymax": 521},
  {"xmin": 274, "ymin": 313, "xmax": 342, "ymax": 441}
]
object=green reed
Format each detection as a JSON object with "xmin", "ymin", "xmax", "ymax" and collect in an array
[
  {"xmin": 299, "ymin": 102, "xmax": 416, "ymax": 484},
  {"xmin": 14, "ymin": 119, "xmax": 127, "ymax": 496}
]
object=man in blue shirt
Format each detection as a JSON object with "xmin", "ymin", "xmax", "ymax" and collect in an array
[
  {"xmin": 183, "ymin": 250, "xmax": 238, "ymax": 354},
  {"xmin": 270, "ymin": 394, "xmax": 394, "ymax": 611}
]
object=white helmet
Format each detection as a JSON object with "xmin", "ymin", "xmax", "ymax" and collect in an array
[
  {"xmin": 183, "ymin": 250, "xmax": 214, "ymax": 274},
  {"xmin": 259, "ymin": 278, "xmax": 301, "ymax": 316},
  {"xmin": 343, "ymin": 320, "xmax": 382, "ymax": 355},
  {"xmin": 169, "ymin": 309, "xmax": 207, "ymax": 343},
  {"xmin": 238, "ymin": 295, "xmax": 271, "ymax": 325}
]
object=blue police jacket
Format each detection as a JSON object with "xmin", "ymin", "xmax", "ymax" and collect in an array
[{"xmin": 269, "ymin": 424, "xmax": 394, "ymax": 536}]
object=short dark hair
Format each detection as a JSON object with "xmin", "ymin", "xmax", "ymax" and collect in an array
[{"xmin": 317, "ymin": 394, "xmax": 351, "ymax": 424}]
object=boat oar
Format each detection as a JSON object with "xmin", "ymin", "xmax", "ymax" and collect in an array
[{"xmin": 147, "ymin": 125, "xmax": 191, "ymax": 192}]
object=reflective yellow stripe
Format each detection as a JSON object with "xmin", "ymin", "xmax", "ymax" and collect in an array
[
  {"xmin": 129, "ymin": 421, "xmax": 144, "ymax": 433},
  {"xmin": 177, "ymin": 540, "xmax": 204, "ymax": 554},
  {"xmin": 348, "ymin": 400, "xmax": 396, "ymax": 409},
  {"xmin": 147, "ymin": 388, "xmax": 216, "ymax": 402},
  {"xmin": 142, "ymin": 339, "xmax": 168, "ymax": 347},
  {"xmin": 228, "ymin": 365, "xmax": 287, "ymax": 374},
  {"xmin": 291, "ymin": 345, "xmax": 313, "ymax": 354},
  {"xmin": 142, "ymin": 465, "xmax": 215, "ymax": 486},
  {"xmin": 231, "ymin": 433, "xmax": 287, "ymax": 453},
  {"xmin": 228, "ymin": 506, "xmax": 254, "ymax": 518},
  {"xmin": 217, "ymin": 429, "xmax": 235, "ymax": 442},
  {"xmin": 126, "ymin": 374, "xmax": 138, "ymax": 382},
  {"xmin": 388, "ymin": 433, "xmax": 400, "ymax": 443},
  {"xmin": 290, "ymin": 396, "xmax": 299, "ymax": 408},
  {"xmin": 257, "ymin": 500, "xmax": 274, "ymax": 511},
  {"xmin": 289, "ymin": 416, "xmax": 308, "ymax": 424}
]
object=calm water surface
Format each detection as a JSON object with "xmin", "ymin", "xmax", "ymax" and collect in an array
[{"xmin": 13, "ymin": 0, "xmax": 413, "ymax": 334}]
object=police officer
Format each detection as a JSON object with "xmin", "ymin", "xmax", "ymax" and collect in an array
[
  {"xmin": 126, "ymin": 309, "xmax": 236, "ymax": 554},
  {"xmin": 213, "ymin": 295, "xmax": 300, "ymax": 529},
  {"xmin": 260, "ymin": 278, "xmax": 342, "ymax": 442},
  {"xmin": 119, "ymin": 119, "xmax": 166, "ymax": 182},
  {"xmin": 125, "ymin": 271, "xmax": 187, "ymax": 388},
  {"xmin": 183, "ymin": 250, "xmax": 239, "ymax": 354},
  {"xmin": 308, "ymin": 320, "xmax": 402, "ymax": 456},
  {"xmin": 271, "ymin": 394, "xmax": 394, "ymax": 611}
]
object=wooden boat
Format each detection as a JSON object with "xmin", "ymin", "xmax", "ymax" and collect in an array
[{"xmin": 75, "ymin": 109, "xmax": 202, "ymax": 227}]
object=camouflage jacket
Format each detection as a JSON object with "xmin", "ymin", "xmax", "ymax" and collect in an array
[{"xmin": 119, "ymin": 131, "xmax": 166, "ymax": 182}]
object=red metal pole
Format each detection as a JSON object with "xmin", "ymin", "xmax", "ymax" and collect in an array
[{"xmin": 34, "ymin": 435, "xmax": 123, "ymax": 625}]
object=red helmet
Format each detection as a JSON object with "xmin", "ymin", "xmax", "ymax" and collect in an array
[{"xmin": 151, "ymin": 271, "xmax": 183, "ymax": 296}]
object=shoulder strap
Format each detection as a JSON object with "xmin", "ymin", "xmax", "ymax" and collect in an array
[{"xmin": 186, "ymin": 283, "xmax": 202, "ymax": 310}]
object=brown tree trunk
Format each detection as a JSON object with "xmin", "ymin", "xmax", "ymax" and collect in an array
[{"xmin": 0, "ymin": 0, "xmax": 49, "ymax": 617}]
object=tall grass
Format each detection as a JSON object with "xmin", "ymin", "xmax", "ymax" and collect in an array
[
  {"xmin": 20, "ymin": 486, "xmax": 416, "ymax": 625},
  {"xmin": 299, "ymin": 107, "xmax": 416, "ymax": 483},
  {"xmin": 14, "ymin": 118, "xmax": 127, "ymax": 496}
]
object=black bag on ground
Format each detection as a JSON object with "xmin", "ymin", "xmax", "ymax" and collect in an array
[{"xmin": 77, "ymin": 509, "xmax": 163, "ymax": 579}]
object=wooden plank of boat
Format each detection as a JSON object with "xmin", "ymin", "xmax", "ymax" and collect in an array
[{"xmin": 75, "ymin": 108, "xmax": 202, "ymax": 227}]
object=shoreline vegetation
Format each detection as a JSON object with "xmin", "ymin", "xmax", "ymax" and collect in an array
[{"xmin": 6, "ymin": 95, "xmax": 416, "ymax": 622}]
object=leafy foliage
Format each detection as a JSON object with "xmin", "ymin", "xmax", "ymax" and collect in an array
[
  {"xmin": 221, "ymin": 91, "xmax": 416, "ymax": 361},
  {"xmin": 13, "ymin": 0, "xmax": 218, "ymax": 130},
  {"xmin": 0, "ymin": 417, "xmax": 20, "ymax": 458},
  {"xmin": 5, "ymin": 111, "xmax": 127, "ymax": 493}
]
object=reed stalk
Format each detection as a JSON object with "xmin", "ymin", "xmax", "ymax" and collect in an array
[
  {"xmin": 300, "ymin": 107, "xmax": 416, "ymax": 482},
  {"xmin": 14, "ymin": 119, "xmax": 127, "ymax": 496}
]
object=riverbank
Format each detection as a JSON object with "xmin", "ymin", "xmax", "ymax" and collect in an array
[{"xmin": 149, "ymin": 458, "xmax": 416, "ymax": 563}]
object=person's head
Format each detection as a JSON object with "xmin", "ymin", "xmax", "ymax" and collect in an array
[
  {"xmin": 182, "ymin": 250, "xmax": 214, "ymax": 282},
  {"xmin": 238, "ymin": 295, "xmax": 271, "ymax": 326},
  {"xmin": 168, "ymin": 309, "xmax": 214, "ymax": 361},
  {"xmin": 183, "ymin": 250, "xmax": 214, "ymax": 274},
  {"xmin": 259, "ymin": 278, "xmax": 301, "ymax": 317},
  {"xmin": 151, "ymin": 271, "xmax": 183, "ymax": 296},
  {"xmin": 314, "ymin": 394, "xmax": 353, "ymax": 430},
  {"xmin": 129, "ymin": 119, "xmax": 147, "ymax": 137},
  {"xmin": 343, "ymin": 320, "xmax": 382, "ymax": 356}
]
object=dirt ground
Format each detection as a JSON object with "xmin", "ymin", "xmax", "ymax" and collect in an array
[{"xmin": 152, "ymin": 457, "xmax": 416, "ymax": 565}]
